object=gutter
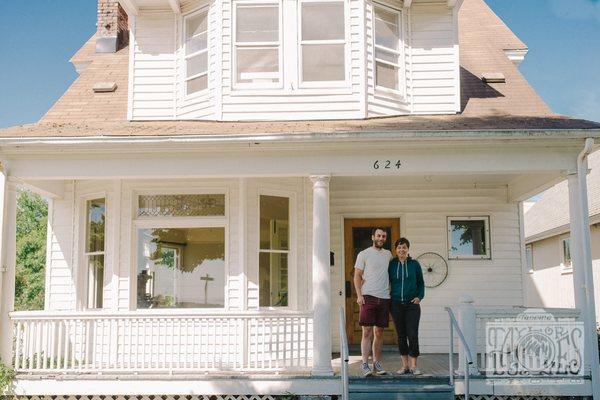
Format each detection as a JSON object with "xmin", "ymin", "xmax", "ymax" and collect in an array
[{"xmin": 0, "ymin": 128, "xmax": 600, "ymax": 147}]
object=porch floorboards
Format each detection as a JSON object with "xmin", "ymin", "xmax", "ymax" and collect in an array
[{"xmin": 334, "ymin": 351, "xmax": 460, "ymax": 377}]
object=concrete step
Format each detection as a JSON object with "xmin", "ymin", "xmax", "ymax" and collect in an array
[{"xmin": 349, "ymin": 376, "xmax": 454, "ymax": 400}]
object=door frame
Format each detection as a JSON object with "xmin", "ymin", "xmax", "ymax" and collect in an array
[{"xmin": 341, "ymin": 215, "xmax": 402, "ymax": 345}]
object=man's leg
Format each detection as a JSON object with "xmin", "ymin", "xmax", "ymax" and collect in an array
[
  {"xmin": 372, "ymin": 326, "xmax": 385, "ymax": 362},
  {"xmin": 361, "ymin": 326, "xmax": 374, "ymax": 364}
]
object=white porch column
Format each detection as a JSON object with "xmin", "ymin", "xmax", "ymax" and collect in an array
[
  {"xmin": 0, "ymin": 170, "xmax": 17, "ymax": 365},
  {"xmin": 567, "ymin": 173, "xmax": 586, "ymax": 311},
  {"xmin": 310, "ymin": 175, "xmax": 333, "ymax": 376}
]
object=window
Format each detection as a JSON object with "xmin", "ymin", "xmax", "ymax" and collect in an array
[
  {"xmin": 259, "ymin": 195, "xmax": 289, "ymax": 307},
  {"xmin": 184, "ymin": 8, "xmax": 209, "ymax": 95},
  {"xmin": 300, "ymin": 0, "xmax": 346, "ymax": 84},
  {"xmin": 234, "ymin": 2, "xmax": 281, "ymax": 87},
  {"xmin": 560, "ymin": 235, "xmax": 572, "ymax": 273},
  {"xmin": 526, "ymin": 244, "xmax": 533, "ymax": 272},
  {"xmin": 135, "ymin": 193, "xmax": 227, "ymax": 309},
  {"xmin": 374, "ymin": 4, "xmax": 403, "ymax": 93},
  {"xmin": 448, "ymin": 216, "xmax": 491, "ymax": 259},
  {"xmin": 85, "ymin": 198, "xmax": 106, "ymax": 309}
]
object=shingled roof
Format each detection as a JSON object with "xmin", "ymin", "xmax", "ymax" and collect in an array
[
  {"xmin": 524, "ymin": 151, "xmax": 600, "ymax": 242},
  {"xmin": 1, "ymin": 0, "xmax": 599, "ymax": 138}
]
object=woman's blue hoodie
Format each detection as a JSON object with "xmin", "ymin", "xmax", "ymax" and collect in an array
[{"xmin": 388, "ymin": 256, "xmax": 425, "ymax": 302}]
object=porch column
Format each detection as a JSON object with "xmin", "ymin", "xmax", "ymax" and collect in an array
[
  {"xmin": 0, "ymin": 168, "xmax": 17, "ymax": 365},
  {"xmin": 567, "ymin": 173, "xmax": 586, "ymax": 311},
  {"xmin": 310, "ymin": 175, "xmax": 334, "ymax": 376}
]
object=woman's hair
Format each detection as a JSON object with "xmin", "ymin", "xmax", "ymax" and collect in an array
[{"xmin": 394, "ymin": 237, "xmax": 410, "ymax": 248}]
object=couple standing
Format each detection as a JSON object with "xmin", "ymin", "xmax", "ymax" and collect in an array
[{"xmin": 353, "ymin": 228, "xmax": 425, "ymax": 377}]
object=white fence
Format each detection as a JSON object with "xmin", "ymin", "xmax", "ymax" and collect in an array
[{"xmin": 10, "ymin": 311, "xmax": 313, "ymax": 373}]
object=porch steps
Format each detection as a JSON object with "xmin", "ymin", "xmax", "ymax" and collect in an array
[{"xmin": 348, "ymin": 376, "xmax": 454, "ymax": 400}]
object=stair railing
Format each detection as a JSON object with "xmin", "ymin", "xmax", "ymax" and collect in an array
[
  {"xmin": 445, "ymin": 306, "xmax": 474, "ymax": 400},
  {"xmin": 339, "ymin": 306, "xmax": 350, "ymax": 400}
]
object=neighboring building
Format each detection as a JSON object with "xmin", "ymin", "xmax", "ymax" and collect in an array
[
  {"xmin": 524, "ymin": 151, "xmax": 600, "ymax": 323},
  {"xmin": 0, "ymin": 0, "xmax": 599, "ymax": 398}
]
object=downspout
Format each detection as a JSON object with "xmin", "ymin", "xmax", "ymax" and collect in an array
[{"xmin": 576, "ymin": 137, "xmax": 599, "ymax": 399}]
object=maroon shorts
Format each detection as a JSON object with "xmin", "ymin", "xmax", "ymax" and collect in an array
[{"xmin": 359, "ymin": 295, "xmax": 391, "ymax": 328}]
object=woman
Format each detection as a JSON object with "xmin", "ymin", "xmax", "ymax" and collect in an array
[{"xmin": 388, "ymin": 237, "xmax": 425, "ymax": 375}]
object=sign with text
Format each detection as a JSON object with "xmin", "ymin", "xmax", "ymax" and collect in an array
[{"xmin": 485, "ymin": 309, "xmax": 584, "ymax": 379}]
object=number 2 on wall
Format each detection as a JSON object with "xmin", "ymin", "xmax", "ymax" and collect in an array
[{"xmin": 373, "ymin": 160, "xmax": 402, "ymax": 170}]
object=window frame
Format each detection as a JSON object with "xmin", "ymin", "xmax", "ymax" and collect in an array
[
  {"xmin": 447, "ymin": 216, "xmax": 492, "ymax": 260},
  {"xmin": 373, "ymin": 2, "xmax": 405, "ymax": 97},
  {"xmin": 297, "ymin": 0, "xmax": 350, "ymax": 88},
  {"xmin": 257, "ymin": 188, "xmax": 296, "ymax": 310},
  {"xmin": 183, "ymin": 6, "xmax": 210, "ymax": 97},
  {"xmin": 232, "ymin": 0, "xmax": 284, "ymax": 90},
  {"xmin": 525, "ymin": 243, "xmax": 534, "ymax": 273},
  {"xmin": 78, "ymin": 192, "xmax": 108, "ymax": 310},
  {"xmin": 560, "ymin": 234, "xmax": 572, "ymax": 274},
  {"xmin": 131, "ymin": 188, "xmax": 230, "ymax": 312}
]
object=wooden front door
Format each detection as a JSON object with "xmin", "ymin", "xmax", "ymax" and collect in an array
[{"xmin": 344, "ymin": 218, "xmax": 400, "ymax": 346}]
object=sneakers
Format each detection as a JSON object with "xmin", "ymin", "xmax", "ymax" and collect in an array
[
  {"xmin": 411, "ymin": 368, "xmax": 422, "ymax": 375},
  {"xmin": 361, "ymin": 362, "xmax": 373, "ymax": 377},
  {"xmin": 373, "ymin": 360, "xmax": 387, "ymax": 375},
  {"xmin": 396, "ymin": 367, "xmax": 411, "ymax": 375}
]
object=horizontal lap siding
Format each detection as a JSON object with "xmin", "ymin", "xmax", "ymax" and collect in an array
[
  {"xmin": 132, "ymin": 14, "xmax": 176, "ymax": 120},
  {"xmin": 328, "ymin": 183, "xmax": 523, "ymax": 353},
  {"xmin": 409, "ymin": 3, "xmax": 459, "ymax": 114},
  {"xmin": 46, "ymin": 186, "xmax": 76, "ymax": 311}
]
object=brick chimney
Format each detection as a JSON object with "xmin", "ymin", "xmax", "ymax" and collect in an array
[{"xmin": 96, "ymin": 0, "xmax": 129, "ymax": 53}]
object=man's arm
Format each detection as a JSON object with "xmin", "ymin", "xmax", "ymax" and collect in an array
[{"xmin": 354, "ymin": 268, "xmax": 365, "ymax": 305}]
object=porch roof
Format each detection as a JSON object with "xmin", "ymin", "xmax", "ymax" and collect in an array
[{"xmin": 1, "ymin": 115, "xmax": 599, "ymax": 140}]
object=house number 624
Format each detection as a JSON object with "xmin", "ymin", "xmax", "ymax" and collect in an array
[{"xmin": 373, "ymin": 160, "xmax": 402, "ymax": 170}]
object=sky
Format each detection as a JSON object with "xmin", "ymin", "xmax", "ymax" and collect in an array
[{"xmin": 0, "ymin": 0, "xmax": 599, "ymax": 129}]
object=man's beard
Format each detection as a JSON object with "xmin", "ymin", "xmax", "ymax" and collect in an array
[{"xmin": 373, "ymin": 241, "xmax": 384, "ymax": 248}]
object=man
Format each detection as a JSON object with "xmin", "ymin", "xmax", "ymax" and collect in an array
[
  {"xmin": 389, "ymin": 237, "xmax": 425, "ymax": 375},
  {"xmin": 354, "ymin": 227, "xmax": 393, "ymax": 376}
]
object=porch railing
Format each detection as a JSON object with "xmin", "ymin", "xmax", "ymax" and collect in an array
[{"xmin": 10, "ymin": 310, "xmax": 313, "ymax": 374}]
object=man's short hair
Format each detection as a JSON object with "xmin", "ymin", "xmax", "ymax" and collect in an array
[
  {"xmin": 371, "ymin": 227, "xmax": 387, "ymax": 236},
  {"xmin": 394, "ymin": 237, "xmax": 410, "ymax": 248}
]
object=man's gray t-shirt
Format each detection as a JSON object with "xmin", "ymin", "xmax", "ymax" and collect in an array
[{"xmin": 355, "ymin": 247, "xmax": 393, "ymax": 299}]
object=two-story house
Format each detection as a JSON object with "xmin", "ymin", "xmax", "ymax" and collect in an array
[{"xmin": 1, "ymin": 0, "xmax": 600, "ymax": 398}]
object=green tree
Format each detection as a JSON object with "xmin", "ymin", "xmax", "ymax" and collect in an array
[{"xmin": 15, "ymin": 189, "xmax": 47, "ymax": 311}]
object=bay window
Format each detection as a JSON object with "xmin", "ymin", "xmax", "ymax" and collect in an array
[
  {"xmin": 300, "ymin": 0, "xmax": 346, "ymax": 84},
  {"xmin": 374, "ymin": 4, "xmax": 403, "ymax": 93},
  {"xmin": 234, "ymin": 2, "xmax": 281, "ymax": 87},
  {"xmin": 135, "ymin": 194, "xmax": 227, "ymax": 309},
  {"xmin": 184, "ymin": 8, "xmax": 209, "ymax": 95}
]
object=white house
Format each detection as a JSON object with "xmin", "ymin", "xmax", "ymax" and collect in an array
[
  {"xmin": 1, "ymin": 0, "xmax": 600, "ymax": 398},
  {"xmin": 524, "ymin": 151, "xmax": 600, "ymax": 323}
]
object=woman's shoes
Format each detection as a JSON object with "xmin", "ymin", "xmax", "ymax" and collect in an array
[
  {"xmin": 396, "ymin": 368, "xmax": 411, "ymax": 375},
  {"xmin": 411, "ymin": 368, "xmax": 422, "ymax": 375}
]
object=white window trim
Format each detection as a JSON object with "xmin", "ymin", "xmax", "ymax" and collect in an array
[
  {"xmin": 447, "ymin": 216, "xmax": 491, "ymax": 260},
  {"xmin": 183, "ymin": 6, "xmax": 210, "ymax": 98},
  {"xmin": 232, "ymin": 0, "xmax": 284, "ymax": 90},
  {"xmin": 373, "ymin": 2, "xmax": 406, "ymax": 97},
  {"xmin": 131, "ymin": 189, "xmax": 230, "ymax": 312},
  {"xmin": 257, "ymin": 188, "xmax": 297, "ymax": 310},
  {"xmin": 78, "ymin": 191, "xmax": 108, "ymax": 311},
  {"xmin": 297, "ymin": 0, "xmax": 350, "ymax": 89},
  {"xmin": 560, "ymin": 234, "xmax": 573, "ymax": 274}
]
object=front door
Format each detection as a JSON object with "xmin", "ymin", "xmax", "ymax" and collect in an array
[{"xmin": 344, "ymin": 218, "xmax": 400, "ymax": 346}]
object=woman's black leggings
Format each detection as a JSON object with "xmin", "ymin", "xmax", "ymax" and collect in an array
[{"xmin": 390, "ymin": 301, "xmax": 421, "ymax": 357}]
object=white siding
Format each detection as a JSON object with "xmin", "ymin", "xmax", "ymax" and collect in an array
[
  {"xmin": 328, "ymin": 180, "xmax": 524, "ymax": 353},
  {"xmin": 131, "ymin": 13, "xmax": 177, "ymax": 120}
]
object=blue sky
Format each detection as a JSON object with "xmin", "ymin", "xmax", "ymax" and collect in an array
[{"xmin": 0, "ymin": 0, "xmax": 599, "ymax": 128}]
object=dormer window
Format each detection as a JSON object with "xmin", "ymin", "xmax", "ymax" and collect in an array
[
  {"xmin": 374, "ymin": 4, "xmax": 403, "ymax": 94},
  {"xmin": 234, "ymin": 2, "xmax": 281, "ymax": 88},
  {"xmin": 184, "ymin": 8, "xmax": 209, "ymax": 95},
  {"xmin": 300, "ymin": 1, "xmax": 346, "ymax": 85}
]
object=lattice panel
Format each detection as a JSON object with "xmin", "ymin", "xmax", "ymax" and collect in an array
[
  {"xmin": 20, "ymin": 396, "xmax": 336, "ymax": 400},
  {"xmin": 457, "ymin": 396, "xmax": 588, "ymax": 400}
]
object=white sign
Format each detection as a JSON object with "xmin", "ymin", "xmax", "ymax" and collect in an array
[{"xmin": 485, "ymin": 309, "xmax": 584, "ymax": 377}]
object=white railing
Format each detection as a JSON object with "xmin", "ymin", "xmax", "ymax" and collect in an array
[
  {"xmin": 475, "ymin": 307, "xmax": 581, "ymax": 373},
  {"xmin": 10, "ymin": 310, "xmax": 313, "ymax": 374},
  {"xmin": 445, "ymin": 307, "xmax": 473, "ymax": 400}
]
